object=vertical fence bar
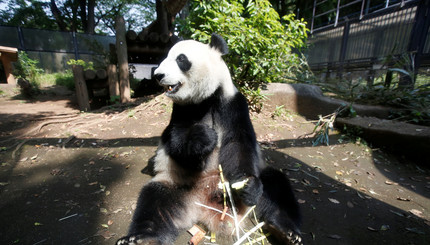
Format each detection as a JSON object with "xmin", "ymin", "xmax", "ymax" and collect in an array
[
  {"xmin": 360, "ymin": 0, "xmax": 366, "ymax": 19},
  {"xmin": 17, "ymin": 26, "xmax": 25, "ymax": 51},
  {"xmin": 311, "ymin": 0, "xmax": 317, "ymax": 33},
  {"xmin": 72, "ymin": 31, "xmax": 80, "ymax": 60},
  {"xmin": 406, "ymin": 0, "xmax": 430, "ymax": 84},
  {"xmin": 337, "ymin": 21, "xmax": 350, "ymax": 78},
  {"xmin": 335, "ymin": 0, "xmax": 341, "ymax": 27}
]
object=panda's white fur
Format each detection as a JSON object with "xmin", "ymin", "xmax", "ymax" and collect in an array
[
  {"xmin": 154, "ymin": 39, "xmax": 237, "ymax": 104},
  {"xmin": 116, "ymin": 34, "xmax": 302, "ymax": 245}
]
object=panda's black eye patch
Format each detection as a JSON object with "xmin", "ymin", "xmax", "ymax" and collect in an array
[{"xmin": 176, "ymin": 54, "xmax": 192, "ymax": 72}]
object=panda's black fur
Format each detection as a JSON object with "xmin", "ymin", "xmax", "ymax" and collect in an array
[{"xmin": 117, "ymin": 34, "xmax": 302, "ymax": 245}]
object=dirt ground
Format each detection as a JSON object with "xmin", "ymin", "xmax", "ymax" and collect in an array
[{"xmin": 0, "ymin": 84, "xmax": 429, "ymax": 245}]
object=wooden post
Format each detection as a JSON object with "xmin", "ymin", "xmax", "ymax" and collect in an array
[
  {"xmin": 72, "ymin": 65, "xmax": 91, "ymax": 112},
  {"xmin": 0, "ymin": 46, "xmax": 18, "ymax": 84},
  {"xmin": 84, "ymin": 69, "xmax": 96, "ymax": 80},
  {"xmin": 96, "ymin": 69, "xmax": 107, "ymax": 80},
  {"xmin": 115, "ymin": 16, "xmax": 131, "ymax": 103},
  {"xmin": 107, "ymin": 64, "xmax": 120, "ymax": 98}
]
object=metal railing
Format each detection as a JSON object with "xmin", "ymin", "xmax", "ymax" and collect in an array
[
  {"xmin": 306, "ymin": 0, "xmax": 429, "ymax": 76},
  {"xmin": 0, "ymin": 26, "xmax": 115, "ymax": 72}
]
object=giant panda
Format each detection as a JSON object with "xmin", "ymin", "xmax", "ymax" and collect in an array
[{"xmin": 116, "ymin": 34, "xmax": 302, "ymax": 245}]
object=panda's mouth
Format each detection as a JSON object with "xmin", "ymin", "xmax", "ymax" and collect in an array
[{"xmin": 163, "ymin": 82, "xmax": 182, "ymax": 94}]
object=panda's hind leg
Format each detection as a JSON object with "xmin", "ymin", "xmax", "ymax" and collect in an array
[
  {"xmin": 256, "ymin": 167, "xmax": 303, "ymax": 245},
  {"xmin": 116, "ymin": 182, "xmax": 191, "ymax": 245}
]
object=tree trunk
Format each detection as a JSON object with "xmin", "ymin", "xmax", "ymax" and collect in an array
[
  {"xmin": 50, "ymin": 0, "xmax": 68, "ymax": 31},
  {"xmin": 87, "ymin": 0, "xmax": 95, "ymax": 34},
  {"xmin": 115, "ymin": 16, "xmax": 131, "ymax": 103},
  {"xmin": 79, "ymin": 0, "xmax": 87, "ymax": 32}
]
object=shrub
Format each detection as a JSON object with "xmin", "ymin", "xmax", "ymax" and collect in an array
[
  {"xmin": 67, "ymin": 59, "xmax": 94, "ymax": 70},
  {"xmin": 13, "ymin": 51, "xmax": 43, "ymax": 82},
  {"xmin": 178, "ymin": 0, "xmax": 309, "ymax": 111},
  {"xmin": 13, "ymin": 51, "xmax": 43, "ymax": 95}
]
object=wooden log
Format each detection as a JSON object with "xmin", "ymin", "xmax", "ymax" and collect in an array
[
  {"xmin": 170, "ymin": 35, "xmax": 180, "ymax": 44},
  {"xmin": 160, "ymin": 33, "xmax": 170, "ymax": 43},
  {"xmin": 107, "ymin": 64, "xmax": 120, "ymax": 98},
  {"xmin": 149, "ymin": 32, "xmax": 159, "ymax": 43},
  {"xmin": 115, "ymin": 16, "xmax": 131, "ymax": 103},
  {"xmin": 72, "ymin": 65, "xmax": 91, "ymax": 111},
  {"xmin": 126, "ymin": 30, "xmax": 137, "ymax": 41},
  {"xmin": 84, "ymin": 69, "xmax": 96, "ymax": 80},
  {"xmin": 138, "ymin": 30, "xmax": 148, "ymax": 42},
  {"xmin": 96, "ymin": 69, "xmax": 107, "ymax": 80}
]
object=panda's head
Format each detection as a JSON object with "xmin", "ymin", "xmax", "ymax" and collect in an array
[{"xmin": 154, "ymin": 34, "xmax": 236, "ymax": 104}]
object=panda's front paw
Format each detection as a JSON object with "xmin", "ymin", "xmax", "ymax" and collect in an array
[
  {"xmin": 187, "ymin": 124, "xmax": 218, "ymax": 156},
  {"xmin": 116, "ymin": 235, "xmax": 161, "ymax": 245},
  {"xmin": 232, "ymin": 175, "xmax": 263, "ymax": 206}
]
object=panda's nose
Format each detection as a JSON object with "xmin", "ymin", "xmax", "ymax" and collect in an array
[{"xmin": 153, "ymin": 73, "xmax": 165, "ymax": 83}]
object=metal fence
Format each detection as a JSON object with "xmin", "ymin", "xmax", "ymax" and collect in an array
[
  {"xmin": 306, "ymin": 0, "xmax": 430, "ymax": 77},
  {"xmin": 0, "ymin": 26, "xmax": 115, "ymax": 72}
]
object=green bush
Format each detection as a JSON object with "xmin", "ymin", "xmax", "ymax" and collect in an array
[
  {"xmin": 67, "ymin": 59, "xmax": 94, "ymax": 70},
  {"xmin": 13, "ymin": 51, "xmax": 43, "ymax": 82},
  {"xmin": 178, "ymin": 0, "xmax": 309, "ymax": 111},
  {"xmin": 38, "ymin": 72, "xmax": 75, "ymax": 91},
  {"xmin": 13, "ymin": 51, "xmax": 43, "ymax": 95}
]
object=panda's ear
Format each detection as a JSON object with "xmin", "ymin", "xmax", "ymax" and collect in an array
[{"xmin": 209, "ymin": 33, "xmax": 228, "ymax": 56}]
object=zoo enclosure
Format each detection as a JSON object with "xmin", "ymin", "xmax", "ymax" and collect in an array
[
  {"xmin": 306, "ymin": 0, "xmax": 430, "ymax": 81},
  {"xmin": 0, "ymin": 26, "xmax": 115, "ymax": 73}
]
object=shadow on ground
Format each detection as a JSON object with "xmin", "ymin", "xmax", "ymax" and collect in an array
[
  {"xmin": 0, "ymin": 135, "xmax": 428, "ymax": 245},
  {"xmin": 0, "ymin": 89, "xmax": 428, "ymax": 245}
]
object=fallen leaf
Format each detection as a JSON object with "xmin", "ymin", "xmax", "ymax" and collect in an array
[
  {"xmin": 31, "ymin": 154, "xmax": 38, "ymax": 160},
  {"xmin": 301, "ymin": 179, "xmax": 311, "ymax": 186},
  {"xmin": 369, "ymin": 189, "xmax": 378, "ymax": 195},
  {"xmin": 113, "ymin": 208, "xmax": 123, "ymax": 214},
  {"xmin": 405, "ymin": 227, "xmax": 425, "ymax": 235},
  {"xmin": 297, "ymin": 199, "xmax": 306, "ymax": 204},
  {"xmin": 328, "ymin": 234, "xmax": 341, "ymax": 240},
  {"xmin": 397, "ymin": 197, "xmax": 411, "ymax": 202},
  {"xmin": 108, "ymin": 220, "xmax": 114, "ymax": 226},
  {"xmin": 380, "ymin": 225, "xmax": 390, "ymax": 231},
  {"xmin": 95, "ymin": 229, "xmax": 116, "ymax": 240},
  {"xmin": 328, "ymin": 198, "xmax": 340, "ymax": 204},
  {"xmin": 312, "ymin": 189, "xmax": 319, "ymax": 194},
  {"xmin": 390, "ymin": 210, "xmax": 404, "ymax": 217},
  {"xmin": 385, "ymin": 180, "xmax": 398, "ymax": 185},
  {"xmin": 367, "ymin": 227, "xmax": 378, "ymax": 232},
  {"xmin": 409, "ymin": 209, "xmax": 424, "ymax": 218},
  {"xmin": 100, "ymin": 208, "xmax": 108, "ymax": 214},
  {"xmin": 335, "ymin": 171, "xmax": 343, "ymax": 176}
]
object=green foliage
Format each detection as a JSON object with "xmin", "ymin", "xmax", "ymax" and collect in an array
[
  {"xmin": 109, "ymin": 95, "xmax": 121, "ymax": 104},
  {"xmin": 312, "ymin": 104, "xmax": 355, "ymax": 146},
  {"xmin": 40, "ymin": 72, "xmax": 75, "ymax": 91},
  {"xmin": 0, "ymin": 0, "xmax": 155, "ymax": 34},
  {"xmin": 13, "ymin": 51, "xmax": 43, "ymax": 96},
  {"xmin": 0, "ymin": 0, "xmax": 57, "ymax": 29},
  {"xmin": 317, "ymin": 74, "xmax": 430, "ymax": 126},
  {"xmin": 178, "ymin": 0, "xmax": 309, "ymax": 110},
  {"xmin": 67, "ymin": 59, "xmax": 94, "ymax": 70},
  {"xmin": 13, "ymin": 51, "xmax": 43, "ymax": 82},
  {"xmin": 53, "ymin": 72, "xmax": 75, "ymax": 90}
]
